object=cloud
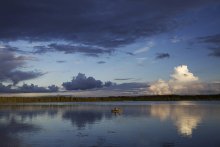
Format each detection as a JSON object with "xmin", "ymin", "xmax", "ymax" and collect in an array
[
  {"xmin": 18, "ymin": 84, "xmax": 59, "ymax": 93},
  {"xmin": 97, "ymin": 61, "xmax": 106, "ymax": 64},
  {"xmin": 197, "ymin": 34, "xmax": 220, "ymax": 57},
  {"xmin": 62, "ymin": 73, "xmax": 113, "ymax": 90},
  {"xmin": 149, "ymin": 79, "xmax": 171, "ymax": 95},
  {"xmin": 1, "ymin": 81, "xmax": 149, "ymax": 96},
  {"xmin": 171, "ymin": 65, "xmax": 198, "ymax": 82},
  {"xmin": 0, "ymin": 0, "xmax": 218, "ymax": 53},
  {"xmin": 126, "ymin": 52, "xmax": 135, "ymax": 56},
  {"xmin": 0, "ymin": 83, "xmax": 14, "ymax": 93},
  {"xmin": 0, "ymin": 83, "xmax": 59, "ymax": 93},
  {"xmin": 8, "ymin": 71, "xmax": 44, "ymax": 86},
  {"xmin": 103, "ymin": 81, "xmax": 115, "ymax": 87},
  {"xmin": 149, "ymin": 65, "xmax": 220, "ymax": 94},
  {"xmin": 134, "ymin": 41, "xmax": 154, "ymax": 54},
  {"xmin": 102, "ymin": 82, "xmax": 149, "ymax": 94},
  {"xmin": 114, "ymin": 78, "xmax": 134, "ymax": 81},
  {"xmin": 134, "ymin": 47, "xmax": 150, "ymax": 54},
  {"xmin": 0, "ymin": 44, "xmax": 25, "ymax": 53},
  {"xmin": 149, "ymin": 65, "xmax": 202, "ymax": 95},
  {"xmin": 61, "ymin": 82, "xmax": 149, "ymax": 97},
  {"xmin": 0, "ymin": 48, "xmax": 43, "ymax": 85},
  {"xmin": 56, "ymin": 60, "xmax": 66, "ymax": 63},
  {"xmin": 198, "ymin": 34, "xmax": 220, "ymax": 44},
  {"xmin": 155, "ymin": 53, "xmax": 170, "ymax": 59},
  {"xmin": 33, "ymin": 43, "xmax": 112, "ymax": 56}
]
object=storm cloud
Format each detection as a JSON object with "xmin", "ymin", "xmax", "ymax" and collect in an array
[
  {"xmin": 34, "ymin": 43, "xmax": 113, "ymax": 57},
  {"xmin": 62, "ymin": 73, "xmax": 114, "ymax": 90},
  {"xmin": 0, "ymin": 83, "xmax": 59, "ymax": 93},
  {"xmin": 61, "ymin": 82, "xmax": 149, "ymax": 97},
  {"xmin": 1, "ymin": 0, "xmax": 219, "ymax": 53},
  {"xmin": 0, "ymin": 48, "xmax": 43, "ymax": 85},
  {"xmin": 17, "ymin": 84, "xmax": 59, "ymax": 93},
  {"xmin": 0, "ymin": 83, "xmax": 14, "ymax": 93},
  {"xmin": 0, "ymin": 1, "xmax": 219, "ymax": 95},
  {"xmin": 0, "ymin": 45, "xmax": 24, "ymax": 53}
]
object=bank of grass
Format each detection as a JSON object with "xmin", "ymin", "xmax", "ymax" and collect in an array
[{"xmin": 0, "ymin": 95, "xmax": 220, "ymax": 103}]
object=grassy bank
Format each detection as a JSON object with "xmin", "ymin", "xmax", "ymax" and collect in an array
[{"xmin": 0, "ymin": 95, "xmax": 220, "ymax": 103}]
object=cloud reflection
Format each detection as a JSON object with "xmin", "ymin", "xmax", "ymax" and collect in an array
[
  {"xmin": 62, "ymin": 110, "xmax": 103, "ymax": 129},
  {"xmin": 175, "ymin": 115, "xmax": 201, "ymax": 136},
  {"xmin": 0, "ymin": 116, "xmax": 40, "ymax": 146},
  {"xmin": 150, "ymin": 103, "xmax": 203, "ymax": 137},
  {"xmin": 0, "ymin": 102, "xmax": 218, "ymax": 142}
]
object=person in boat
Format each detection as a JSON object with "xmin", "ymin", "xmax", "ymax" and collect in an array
[{"xmin": 111, "ymin": 107, "xmax": 121, "ymax": 112}]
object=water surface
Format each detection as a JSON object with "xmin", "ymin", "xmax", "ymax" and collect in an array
[{"xmin": 0, "ymin": 101, "xmax": 220, "ymax": 147}]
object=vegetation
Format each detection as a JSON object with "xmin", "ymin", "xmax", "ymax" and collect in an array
[{"xmin": 0, "ymin": 95, "xmax": 220, "ymax": 103}]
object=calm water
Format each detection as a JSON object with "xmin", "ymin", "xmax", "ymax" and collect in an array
[{"xmin": 0, "ymin": 101, "xmax": 220, "ymax": 147}]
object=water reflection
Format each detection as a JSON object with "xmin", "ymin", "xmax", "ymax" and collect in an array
[
  {"xmin": 63, "ymin": 110, "xmax": 103, "ymax": 129},
  {"xmin": 0, "ymin": 102, "xmax": 220, "ymax": 146},
  {"xmin": 175, "ymin": 115, "xmax": 201, "ymax": 136},
  {"xmin": 150, "ymin": 103, "xmax": 205, "ymax": 137},
  {"xmin": 0, "ymin": 115, "xmax": 40, "ymax": 146}
]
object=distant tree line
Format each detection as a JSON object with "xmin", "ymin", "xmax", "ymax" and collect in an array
[{"xmin": 0, "ymin": 95, "xmax": 219, "ymax": 103}]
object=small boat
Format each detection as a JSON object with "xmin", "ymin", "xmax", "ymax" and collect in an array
[{"xmin": 111, "ymin": 107, "xmax": 122, "ymax": 113}]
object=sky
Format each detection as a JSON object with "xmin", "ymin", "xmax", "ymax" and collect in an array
[{"xmin": 0, "ymin": 0, "xmax": 220, "ymax": 96}]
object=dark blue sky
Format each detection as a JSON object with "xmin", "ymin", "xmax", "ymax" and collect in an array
[{"xmin": 0, "ymin": 0, "xmax": 220, "ymax": 95}]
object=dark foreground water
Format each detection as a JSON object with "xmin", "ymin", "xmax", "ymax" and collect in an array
[{"xmin": 0, "ymin": 101, "xmax": 220, "ymax": 147}]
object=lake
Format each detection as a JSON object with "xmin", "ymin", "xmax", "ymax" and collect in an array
[{"xmin": 0, "ymin": 101, "xmax": 220, "ymax": 147}]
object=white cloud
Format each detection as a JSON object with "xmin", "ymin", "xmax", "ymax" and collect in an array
[
  {"xmin": 170, "ymin": 65, "xmax": 198, "ymax": 82},
  {"xmin": 134, "ymin": 41, "xmax": 154, "ymax": 54},
  {"xmin": 149, "ymin": 79, "xmax": 171, "ymax": 95},
  {"xmin": 149, "ymin": 65, "xmax": 203, "ymax": 95},
  {"xmin": 134, "ymin": 47, "xmax": 150, "ymax": 54}
]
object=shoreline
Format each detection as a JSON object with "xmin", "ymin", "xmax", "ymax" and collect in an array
[{"xmin": 0, "ymin": 95, "xmax": 220, "ymax": 103}]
